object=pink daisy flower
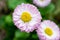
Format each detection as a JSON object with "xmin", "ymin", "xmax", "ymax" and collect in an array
[
  {"xmin": 33, "ymin": 0, "xmax": 51, "ymax": 7},
  {"xmin": 36, "ymin": 20, "xmax": 59, "ymax": 40},
  {"xmin": 13, "ymin": 3, "xmax": 42, "ymax": 33}
]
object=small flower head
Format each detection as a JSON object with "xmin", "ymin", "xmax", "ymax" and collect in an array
[
  {"xmin": 36, "ymin": 20, "xmax": 59, "ymax": 40},
  {"xmin": 33, "ymin": 0, "xmax": 51, "ymax": 7},
  {"xmin": 13, "ymin": 3, "xmax": 42, "ymax": 33}
]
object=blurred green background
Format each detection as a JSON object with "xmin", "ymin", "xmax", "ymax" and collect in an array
[{"xmin": 0, "ymin": 0, "xmax": 60, "ymax": 40}]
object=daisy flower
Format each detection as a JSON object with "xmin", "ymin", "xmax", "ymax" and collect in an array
[
  {"xmin": 33, "ymin": 0, "xmax": 51, "ymax": 7},
  {"xmin": 36, "ymin": 20, "xmax": 59, "ymax": 40},
  {"xmin": 13, "ymin": 3, "xmax": 42, "ymax": 33}
]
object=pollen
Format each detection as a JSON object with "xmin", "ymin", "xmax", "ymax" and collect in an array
[
  {"xmin": 44, "ymin": 27, "xmax": 53, "ymax": 36},
  {"xmin": 21, "ymin": 12, "xmax": 32, "ymax": 22}
]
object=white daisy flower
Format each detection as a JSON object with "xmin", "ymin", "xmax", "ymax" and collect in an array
[
  {"xmin": 13, "ymin": 3, "xmax": 42, "ymax": 33},
  {"xmin": 33, "ymin": 0, "xmax": 51, "ymax": 7},
  {"xmin": 36, "ymin": 20, "xmax": 59, "ymax": 40}
]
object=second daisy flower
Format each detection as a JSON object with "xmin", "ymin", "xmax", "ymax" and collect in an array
[{"xmin": 36, "ymin": 20, "xmax": 59, "ymax": 40}]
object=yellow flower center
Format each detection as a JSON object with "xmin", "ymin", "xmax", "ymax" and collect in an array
[
  {"xmin": 44, "ymin": 27, "xmax": 53, "ymax": 36},
  {"xmin": 21, "ymin": 12, "xmax": 32, "ymax": 22}
]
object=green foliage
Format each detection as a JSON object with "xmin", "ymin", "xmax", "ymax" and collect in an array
[
  {"xmin": 0, "ymin": 16, "xmax": 5, "ymax": 28},
  {"xmin": 0, "ymin": 15, "xmax": 16, "ymax": 40},
  {"xmin": 45, "ymin": 3, "xmax": 55, "ymax": 13},
  {"xmin": 13, "ymin": 30, "xmax": 30, "ymax": 40},
  {"xmin": 26, "ymin": 0, "xmax": 33, "ymax": 4},
  {"xmin": 8, "ymin": 0, "xmax": 27, "ymax": 9},
  {"xmin": 5, "ymin": 15, "xmax": 12, "ymax": 24},
  {"xmin": 38, "ymin": 3, "xmax": 55, "ymax": 20},
  {"xmin": 32, "ymin": 34, "xmax": 38, "ymax": 40}
]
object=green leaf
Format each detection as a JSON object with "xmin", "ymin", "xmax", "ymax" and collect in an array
[
  {"xmin": 45, "ymin": 3, "xmax": 55, "ymax": 13},
  {"xmin": 32, "ymin": 34, "xmax": 38, "ymax": 40},
  {"xmin": 14, "ymin": 30, "xmax": 30, "ymax": 39},
  {"xmin": 38, "ymin": 8, "xmax": 49, "ymax": 20},
  {"xmin": 26, "ymin": 0, "xmax": 33, "ymax": 4},
  {"xmin": 8, "ymin": 0, "xmax": 27, "ymax": 9},
  {"xmin": 38, "ymin": 3, "xmax": 55, "ymax": 20},
  {"xmin": 5, "ymin": 15, "xmax": 12, "ymax": 24}
]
